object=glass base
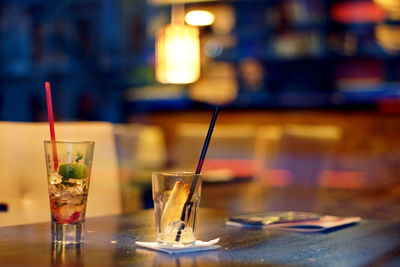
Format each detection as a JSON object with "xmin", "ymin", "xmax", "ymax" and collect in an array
[
  {"xmin": 157, "ymin": 240, "xmax": 195, "ymax": 247},
  {"xmin": 52, "ymin": 222, "xmax": 84, "ymax": 245},
  {"xmin": 157, "ymin": 231, "xmax": 196, "ymax": 247}
]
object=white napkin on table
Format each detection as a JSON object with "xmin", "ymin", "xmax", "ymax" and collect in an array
[{"xmin": 136, "ymin": 238, "xmax": 220, "ymax": 254}]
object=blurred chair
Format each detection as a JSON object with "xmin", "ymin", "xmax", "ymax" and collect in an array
[
  {"xmin": 319, "ymin": 170, "xmax": 364, "ymax": 189},
  {"xmin": 256, "ymin": 124, "xmax": 342, "ymax": 187},
  {"xmin": 114, "ymin": 124, "xmax": 167, "ymax": 171},
  {"xmin": 114, "ymin": 124, "xmax": 167, "ymax": 211},
  {"xmin": 172, "ymin": 123, "xmax": 258, "ymax": 181},
  {"xmin": 0, "ymin": 122, "xmax": 121, "ymax": 227},
  {"xmin": 254, "ymin": 125, "xmax": 287, "ymax": 186}
]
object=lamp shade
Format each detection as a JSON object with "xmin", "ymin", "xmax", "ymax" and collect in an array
[{"xmin": 156, "ymin": 24, "xmax": 200, "ymax": 84}]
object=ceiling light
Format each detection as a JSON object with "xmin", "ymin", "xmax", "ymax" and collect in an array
[{"xmin": 185, "ymin": 10, "xmax": 215, "ymax": 26}]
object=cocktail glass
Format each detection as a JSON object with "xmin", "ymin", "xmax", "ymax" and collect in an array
[
  {"xmin": 152, "ymin": 171, "xmax": 202, "ymax": 246},
  {"xmin": 44, "ymin": 140, "xmax": 95, "ymax": 245}
]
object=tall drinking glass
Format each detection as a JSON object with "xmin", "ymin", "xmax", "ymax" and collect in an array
[
  {"xmin": 152, "ymin": 172, "xmax": 202, "ymax": 246},
  {"xmin": 44, "ymin": 140, "xmax": 95, "ymax": 245}
]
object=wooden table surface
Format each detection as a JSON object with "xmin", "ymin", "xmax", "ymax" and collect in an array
[{"xmin": 1, "ymin": 209, "xmax": 399, "ymax": 267}]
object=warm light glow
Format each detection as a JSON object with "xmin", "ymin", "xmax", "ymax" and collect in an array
[
  {"xmin": 149, "ymin": 0, "xmax": 219, "ymax": 5},
  {"xmin": 376, "ymin": 24, "xmax": 400, "ymax": 52},
  {"xmin": 374, "ymin": 0, "xmax": 400, "ymax": 19},
  {"xmin": 189, "ymin": 62, "xmax": 238, "ymax": 105},
  {"xmin": 156, "ymin": 24, "xmax": 200, "ymax": 84},
  {"xmin": 185, "ymin": 10, "xmax": 215, "ymax": 26}
]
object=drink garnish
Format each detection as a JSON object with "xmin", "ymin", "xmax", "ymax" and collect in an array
[
  {"xmin": 58, "ymin": 163, "xmax": 87, "ymax": 180},
  {"xmin": 161, "ymin": 181, "xmax": 189, "ymax": 231},
  {"xmin": 57, "ymin": 152, "xmax": 88, "ymax": 185},
  {"xmin": 50, "ymin": 151, "xmax": 89, "ymax": 226},
  {"xmin": 58, "ymin": 163, "xmax": 75, "ymax": 179}
]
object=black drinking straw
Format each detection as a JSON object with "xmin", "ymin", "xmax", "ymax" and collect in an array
[
  {"xmin": 175, "ymin": 106, "xmax": 220, "ymax": 241},
  {"xmin": 195, "ymin": 106, "xmax": 220, "ymax": 175}
]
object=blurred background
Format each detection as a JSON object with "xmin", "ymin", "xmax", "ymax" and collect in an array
[
  {"xmin": 0, "ymin": 0, "xmax": 399, "ymax": 220},
  {"xmin": 1, "ymin": 0, "xmax": 400, "ymax": 121}
]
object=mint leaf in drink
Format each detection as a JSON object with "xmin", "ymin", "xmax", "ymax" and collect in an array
[
  {"xmin": 75, "ymin": 152, "xmax": 83, "ymax": 162},
  {"xmin": 60, "ymin": 181, "xmax": 76, "ymax": 187}
]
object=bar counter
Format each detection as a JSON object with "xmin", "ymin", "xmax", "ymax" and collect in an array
[{"xmin": 1, "ymin": 208, "xmax": 399, "ymax": 266}]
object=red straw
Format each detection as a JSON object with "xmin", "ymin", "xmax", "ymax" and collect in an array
[{"xmin": 45, "ymin": 81, "xmax": 59, "ymax": 170}]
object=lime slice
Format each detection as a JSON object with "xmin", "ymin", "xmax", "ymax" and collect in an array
[
  {"xmin": 58, "ymin": 163, "xmax": 87, "ymax": 179},
  {"xmin": 73, "ymin": 164, "xmax": 88, "ymax": 179},
  {"xmin": 58, "ymin": 163, "xmax": 75, "ymax": 179}
]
